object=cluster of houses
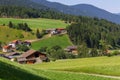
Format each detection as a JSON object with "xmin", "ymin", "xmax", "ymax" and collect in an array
[
  {"xmin": 2, "ymin": 40, "xmax": 31, "ymax": 53},
  {"xmin": 45, "ymin": 28, "xmax": 67, "ymax": 36},
  {"xmin": 1, "ymin": 40, "xmax": 48, "ymax": 64},
  {"xmin": 2, "ymin": 49, "xmax": 48, "ymax": 64}
]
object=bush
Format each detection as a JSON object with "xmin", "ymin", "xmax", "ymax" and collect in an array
[
  {"xmin": 39, "ymin": 46, "xmax": 48, "ymax": 52},
  {"xmin": 90, "ymin": 48, "xmax": 98, "ymax": 57},
  {"xmin": 17, "ymin": 44, "xmax": 29, "ymax": 52},
  {"xmin": 112, "ymin": 51, "xmax": 120, "ymax": 55},
  {"xmin": 65, "ymin": 53, "xmax": 76, "ymax": 59},
  {"xmin": 51, "ymin": 58, "xmax": 56, "ymax": 62},
  {"xmin": 107, "ymin": 53, "xmax": 113, "ymax": 57},
  {"xmin": 19, "ymin": 34, "xmax": 24, "ymax": 38}
]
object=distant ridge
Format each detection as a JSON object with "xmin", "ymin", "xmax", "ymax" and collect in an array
[
  {"xmin": 0, "ymin": 0, "xmax": 120, "ymax": 24},
  {"xmin": 31, "ymin": 0, "xmax": 120, "ymax": 24}
]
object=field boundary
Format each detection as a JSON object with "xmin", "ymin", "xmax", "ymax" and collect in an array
[{"xmin": 54, "ymin": 70, "xmax": 120, "ymax": 79}]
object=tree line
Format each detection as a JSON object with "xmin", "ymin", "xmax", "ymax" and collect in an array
[
  {"xmin": 0, "ymin": 5, "xmax": 88, "ymax": 23},
  {"xmin": 8, "ymin": 21, "xmax": 32, "ymax": 32},
  {"xmin": 67, "ymin": 18, "xmax": 120, "ymax": 50}
]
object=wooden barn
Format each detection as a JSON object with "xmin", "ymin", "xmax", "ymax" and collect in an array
[{"xmin": 17, "ymin": 49, "xmax": 48, "ymax": 64}]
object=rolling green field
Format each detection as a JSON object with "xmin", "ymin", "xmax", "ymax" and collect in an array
[
  {"xmin": 29, "ymin": 56, "xmax": 120, "ymax": 77},
  {"xmin": 32, "ymin": 34, "xmax": 73, "ymax": 50},
  {"xmin": 0, "ymin": 26, "xmax": 36, "ymax": 43},
  {"xmin": 0, "ymin": 18, "xmax": 68, "ymax": 30},
  {"xmin": 0, "ymin": 57, "xmax": 118, "ymax": 80},
  {"xmin": 0, "ymin": 18, "xmax": 68, "ymax": 43}
]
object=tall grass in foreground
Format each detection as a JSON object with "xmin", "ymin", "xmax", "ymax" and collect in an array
[{"xmin": 0, "ymin": 58, "xmax": 118, "ymax": 80}]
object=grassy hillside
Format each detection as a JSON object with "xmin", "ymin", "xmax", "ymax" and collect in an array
[
  {"xmin": 0, "ymin": 57, "xmax": 117, "ymax": 80},
  {"xmin": 0, "ymin": 26, "xmax": 36, "ymax": 43},
  {"xmin": 32, "ymin": 34, "xmax": 73, "ymax": 50},
  {"xmin": 29, "ymin": 56, "xmax": 120, "ymax": 76},
  {"xmin": 0, "ymin": 18, "xmax": 68, "ymax": 30}
]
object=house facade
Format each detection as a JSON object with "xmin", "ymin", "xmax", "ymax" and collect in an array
[
  {"xmin": 2, "ymin": 45, "xmax": 12, "ymax": 52},
  {"xmin": 17, "ymin": 50, "xmax": 48, "ymax": 64},
  {"xmin": 9, "ymin": 40, "xmax": 22, "ymax": 48}
]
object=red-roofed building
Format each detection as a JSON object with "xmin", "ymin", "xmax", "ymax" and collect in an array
[
  {"xmin": 2, "ymin": 45, "xmax": 12, "ymax": 52},
  {"xmin": 9, "ymin": 40, "xmax": 22, "ymax": 48}
]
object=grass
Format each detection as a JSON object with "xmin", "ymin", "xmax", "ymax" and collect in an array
[
  {"xmin": 0, "ymin": 18, "xmax": 68, "ymax": 30},
  {"xmin": 28, "ymin": 56, "xmax": 120, "ymax": 76},
  {"xmin": 32, "ymin": 34, "xmax": 73, "ymax": 50},
  {"xmin": 0, "ymin": 26, "xmax": 36, "ymax": 43},
  {"xmin": 0, "ymin": 18, "xmax": 68, "ymax": 43},
  {"xmin": 0, "ymin": 57, "xmax": 117, "ymax": 80}
]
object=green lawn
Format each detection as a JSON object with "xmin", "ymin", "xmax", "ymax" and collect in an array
[
  {"xmin": 32, "ymin": 34, "xmax": 73, "ymax": 50},
  {"xmin": 0, "ymin": 26, "xmax": 36, "ymax": 43},
  {"xmin": 29, "ymin": 56, "xmax": 120, "ymax": 76},
  {"xmin": 0, "ymin": 18, "xmax": 68, "ymax": 43},
  {"xmin": 0, "ymin": 57, "xmax": 117, "ymax": 80},
  {"xmin": 0, "ymin": 18, "xmax": 68, "ymax": 30}
]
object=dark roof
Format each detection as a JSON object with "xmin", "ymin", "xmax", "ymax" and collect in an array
[
  {"xmin": 5, "ymin": 52, "xmax": 20, "ymax": 57},
  {"xmin": 17, "ymin": 57, "xmax": 36, "ymax": 62},
  {"xmin": 20, "ymin": 49, "xmax": 46, "ymax": 58},
  {"xmin": 20, "ymin": 49, "xmax": 37, "ymax": 58}
]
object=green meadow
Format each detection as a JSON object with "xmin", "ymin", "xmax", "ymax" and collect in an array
[
  {"xmin": 29, "ymin": 56, "xmax": 120, "ymax": 77},
  {"xmin": 0, "ymin": 26, "xmax": 36, "ymax": 43},
  {"xmin": 32, "ymin": 34, "xmax": 73, "ymax": 50},
  {"xmin": 0, "ymin": 18, "xmax": 68, "ymax": 30},
  {"xmin": 0, "ymin": 18, "xmax": 68, "ymax": 43},
  {"xmin": 0, "ymin": 57, "xmax": 118, "ymax": 80}
]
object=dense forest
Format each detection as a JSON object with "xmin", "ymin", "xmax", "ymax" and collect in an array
[
  {"xmin": 0, "ymin": 6, "xmax": 83, "ymax": 23},
  {"xmin": 67, "ymin": 17, "xmax": 120, "ymax": 49},
  {"xmin": 0, "ymin": 6, "xmax": 68, "ymax": 19}
]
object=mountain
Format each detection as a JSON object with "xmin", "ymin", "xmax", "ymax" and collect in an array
[
  {"xmin": 1, "ymin": 0, "xmax": 120, "ymax": 24},
  {"xmin": 31, "ymin": 0, "xmax": 120, "ymax": 24},
  {"xmin": 0, "ymin": 0, "xmax": 64, "ymax": 19},
  {"xmin": 116, "ymin": 13, "xmax": 120, "ymax": 16},
  {"xmin": 0, "ymin": 0, "xmax": 49, "ymax": 10}
]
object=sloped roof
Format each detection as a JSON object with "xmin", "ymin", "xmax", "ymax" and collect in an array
[
  {"xmin": 5, "ymin": 52, "xmax": 20, "ymax": 57},
  {"xmin": 20, "ymin": 49, "xmax": 37, "ymax": 58},
  {"xmin": 3, "ymin": 45, "xmax": 12, "ymax": 49},
  {"xmin": 12, "ymin": 40, "xmax": 18, "ymax": 43}
]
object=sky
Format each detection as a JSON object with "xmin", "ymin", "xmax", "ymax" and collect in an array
[{"xmin": 47, "ymin": 0, "xmax": 120, "ymax": 13}]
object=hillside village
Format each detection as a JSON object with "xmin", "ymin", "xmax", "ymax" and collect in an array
[
  {"xmin": 0, "ymin": 24, "xmax": 120, "ymax": 64},
  {"xmin": 1, "ymin": 0, "xmax": 120, "ymax": 80},
  {"xmin": 0, "ymin": 27, "xmax": 78, "ymax": 64}
]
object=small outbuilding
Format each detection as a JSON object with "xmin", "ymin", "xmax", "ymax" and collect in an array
[{"xmin": 2, "ymin": 45, "xmax": 12, "ymax": 52}]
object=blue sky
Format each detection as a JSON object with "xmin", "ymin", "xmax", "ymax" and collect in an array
[{"xmin": 47, "ymin": 0, "xmax": 120, "ymax": 13}]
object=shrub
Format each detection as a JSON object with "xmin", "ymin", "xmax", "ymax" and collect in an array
[{"xmin": 112, "ymin": 51, "xmax": 120, "ymax": 55}]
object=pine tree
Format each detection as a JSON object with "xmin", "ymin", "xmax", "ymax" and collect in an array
[
  {"xmin": 36, "ymin": 29, "xmax": 41, "ymax": 38},
  {"xmin": 8, "ymin": 21, "xmax": 13, "ymax": 28}
]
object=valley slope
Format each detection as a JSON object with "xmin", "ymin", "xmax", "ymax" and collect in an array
[{"xmin": 0, "ymin": 57, "xmax": 118, "ymax": 80}]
